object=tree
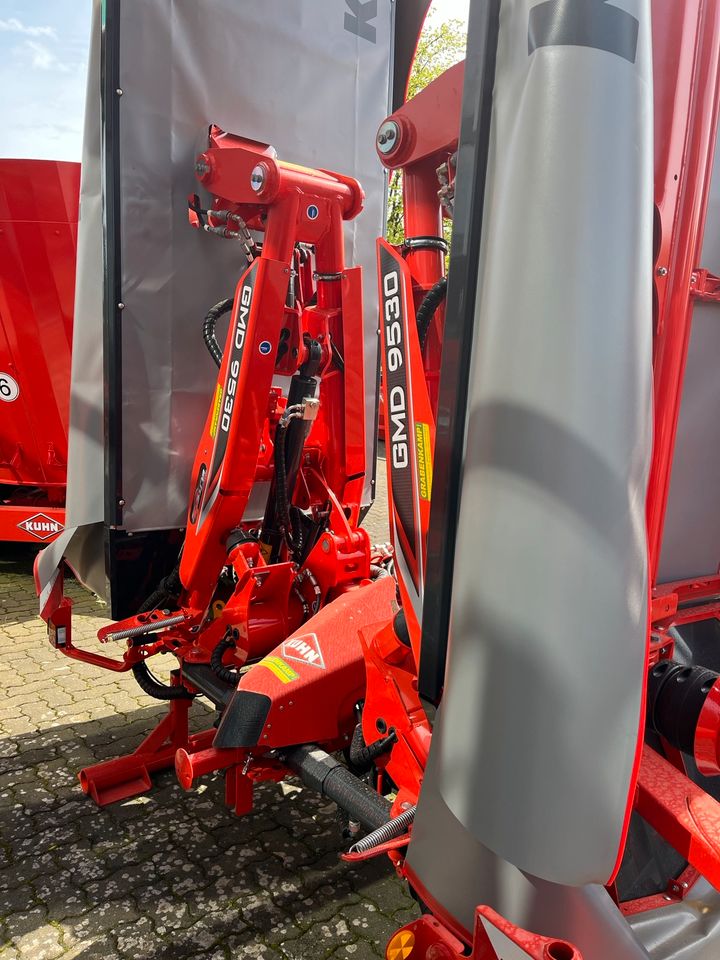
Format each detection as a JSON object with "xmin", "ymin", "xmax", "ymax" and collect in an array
[{"xmin": 385, "ymin": 12, "xmax": 467, "ymax": 246}]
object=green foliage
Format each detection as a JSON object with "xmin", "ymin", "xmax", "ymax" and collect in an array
[{"xmin": 385, "ymin": 12, "xmax": 467, "ymax": 247}]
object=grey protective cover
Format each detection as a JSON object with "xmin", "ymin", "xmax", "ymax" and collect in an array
[
  {"xmin": 430, "ymin": 0, "xmax": 654, "ymax": 887},
  {"xmin": 40, "ymin": 0, "xmax": 399, "ymax": 599},
  {"xmin": 658, "ymin": 124, "xmax": 720, "ymax": 583}
]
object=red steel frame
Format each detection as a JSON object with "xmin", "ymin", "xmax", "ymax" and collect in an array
[
  {"xmin": 0, "ymin": 159, "xmax": 79, "ymax": 544},
  {"xmin": 39, "ymin": 131, "xmax": 382, "ymax": 803}
]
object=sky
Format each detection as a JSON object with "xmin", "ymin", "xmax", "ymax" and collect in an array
[{"xmin": 0, "ymin": 0, "xmax": 469, "ymax": 162}]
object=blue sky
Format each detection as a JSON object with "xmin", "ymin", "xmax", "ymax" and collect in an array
[
  {"xmin": 0, "ymin": 1, "xmax": 92, "ymax": 160},
  {"xmin": 0, "ymin": 0, "xmax": 469, "ymax": 162}
]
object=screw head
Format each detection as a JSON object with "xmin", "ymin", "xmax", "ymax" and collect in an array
[{"xmin": 657, "ymin": 266, "xmax": 668, "ymax": 277}]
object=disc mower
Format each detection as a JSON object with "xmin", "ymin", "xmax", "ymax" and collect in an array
[{"xmin": 37, "ymin": 0, "xmax": 720, "ymax": 957}]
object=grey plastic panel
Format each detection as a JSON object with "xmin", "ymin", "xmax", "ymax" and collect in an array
[
  {"xmin": 409, "ymin": 743, "xmax": 720, "ymax": 959},
  {"xmin": 658, "ymin": 124, "xmax": 720, "ymax": 583},
  {"xmin": 434, "ymin": 0, "xmax": 653, "ymax": 885},
  {"xmin": 407, "ymin": 738, "xmax": 651, "ymax": 959}
]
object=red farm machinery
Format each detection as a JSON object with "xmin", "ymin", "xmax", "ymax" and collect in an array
[
  {"xmin": 33, "ymin": 0, "xmax": 720, "ymax": 958},
  {"xmin": 0, "ymin": 159, "xmax": 79, "ymax": 544}
]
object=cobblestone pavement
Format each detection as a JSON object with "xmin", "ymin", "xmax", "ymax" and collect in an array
[{"xmin": 0, "ymin": 458, "xmax": 418, "ymax": 959}]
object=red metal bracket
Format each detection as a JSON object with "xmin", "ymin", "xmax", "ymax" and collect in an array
[
  {"xmin": 79, "ymin": 695, "xmax": 214, "ymax": 806},
  {"xmin": 690, "ymin": 268, "xmax": 720, "ymax": 302}
]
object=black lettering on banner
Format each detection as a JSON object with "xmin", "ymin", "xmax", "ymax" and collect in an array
[
  {"xmin": 380, "ymin": 246, "xmax": 418, "ymax": 587},
  {"xmin": 344, "ymin": 0, "xmax": 377, "ymax": 43},
  {"xmin": 529, "ymin": 0, "xmax": 639, "ymax": 64}
]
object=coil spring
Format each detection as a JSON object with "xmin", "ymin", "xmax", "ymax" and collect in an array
[{"xmin": 348, "ymin": 804, "xmax": 416, "ymax": 854}]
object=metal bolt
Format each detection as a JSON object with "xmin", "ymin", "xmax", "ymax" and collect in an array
[
  {"xmin": 250, "ymin": 163, "xmax": 266, "ymax": 192},
  {"xmin": 118, "ymin": 499, "xmax": 125, "ymax": 507},
  {"xmin": 321, "ymin": 539, "xmax": 331, "ymax": 553},
  {"xmin": 117, "ymin": 302, "xmax": 125, "ymax": 310},
  {"xmin": 116, "ymin": 88, "xmax": 123, "ymax": 96},
  {"xmin": 376, "ymin": 120, "xmax": 401, "ymax": 156},
  {"xmin": 657, "ymin": 266, "xmax": 668, "ymax": 277}
]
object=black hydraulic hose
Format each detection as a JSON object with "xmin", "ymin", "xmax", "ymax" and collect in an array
[
  {"xmin": 273, "ymin": 413, "xmax": 302, "ymax": 555},
  {"xmin": 131, "ymin": 659, "xmax": 194, "ymax": 701},
  {"xmin": 416, "ymin": 276, "xmax": 447, "ymax": 351},
  {"xmin": 203, "ymin": 298, "xmax": 234, "ymax": 368},
  {"xmin": 131, "ymin": 565, "xmax": 193, "ymax": 700},
  {"xmin": 282, "ymin": 744, "xmax": 392, "ymax": 832},
  {"xmin": 211, "ymin": 632, "xmax": 242, "ymax": 686}
]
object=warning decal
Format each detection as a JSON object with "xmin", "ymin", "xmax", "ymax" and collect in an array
[
  {"xmin": 259, "ymin": 656, "xmax": 299, "ymax": 684},
  {"xmin": 281, "ymin": 633, "xmax": 326, "ymax": 669},
  {"xmin": 209, "ymin": 384, "xmax": 223, "ymax": 438},
  {"xmin": 415, "ymin": 422, "xmax": 433, "ymax": 501}
]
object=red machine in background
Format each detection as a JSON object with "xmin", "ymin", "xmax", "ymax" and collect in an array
[{"xmin": 0, "ymin": 159, "xmax": 79, "ymax": 544}]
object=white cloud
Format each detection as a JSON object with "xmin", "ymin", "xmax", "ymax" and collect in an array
[
  {"xmin": 0, "ymin": 17, "xmax": 56, "ymax": 39},
  {"xmin": 24, "ymin": 40, "xmax": 70, "ymax": 72}
]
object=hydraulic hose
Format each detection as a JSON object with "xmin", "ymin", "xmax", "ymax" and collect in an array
[
  {"xmin": 211, "ymin": 632, "xmax": 242, "ymax": 686},
  {"xmin": 203, "ymin": 298, "xmax": 234, "ymax": 368},
  {"xmin": 282, "ymin": 744, "xmax": 392, "ymax": 832},
  {"xmin": 273, "ymin": 405, "xmax": 306, "ymax": 555},
  {"xmin": 416, "ymin": 276, "xmax": 447, "ymax": 351},
  {"xmin": 131, "ymin": 565, "xmax": 193, "ymax": 700},
  {"xmin": 131, "ymin": 659, "xmax": 194, "ymax": 701}
]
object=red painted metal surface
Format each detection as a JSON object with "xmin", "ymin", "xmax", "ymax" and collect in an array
[
  {"xmin": 0, "ymin": 159, "xmax": 79, "ymax": 542},
  {"xmin": 636, "ymin": 744, "xmax": 720, "ymax": 892}
]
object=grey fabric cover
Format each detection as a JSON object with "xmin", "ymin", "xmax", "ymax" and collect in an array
[
  {"xmin": 430, "ymin": 0, "xmax": 654, "ymax": 886},
  {"xmin": 40, "ymin": 0, "xmax": 400, "ymax": 599}
]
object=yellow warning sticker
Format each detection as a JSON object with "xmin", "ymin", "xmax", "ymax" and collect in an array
[
  {"xmin": 259, "ymin": 655, "xmax": 299, "ymax": 684},
  {"xmin": 415, "ymin": 422, "xmax": 433, "ymax": 501},
  {"xmin": 209, "ymin": 384, "xmax": 223, "ymax": 438}
]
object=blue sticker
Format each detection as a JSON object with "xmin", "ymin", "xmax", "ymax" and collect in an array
[
  {"xmin": 307, "ymin": 204, "xmax": 319, "ymax": 221},
  {"xmin": 259, "ymin": 341, "xmax": 272, "ymax": 356}
]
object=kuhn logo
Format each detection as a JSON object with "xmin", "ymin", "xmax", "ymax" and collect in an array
[
  {"xmin": 281, "ymin": 633, "xmax": 326, "ymax": 669},
  {"xmin": 17, "ymin": 514, "xmax": 64, "ymax": 541}
]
